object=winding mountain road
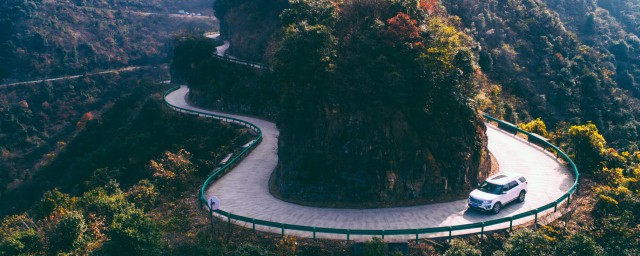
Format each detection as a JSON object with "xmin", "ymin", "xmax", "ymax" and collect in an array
[
  {"xmin": 164, "ymin": 86, "xmax": 574, "ymax": 240},
  {"xmin": 205, "ymin": 32, "xmax": 269, "ymax": 69}
]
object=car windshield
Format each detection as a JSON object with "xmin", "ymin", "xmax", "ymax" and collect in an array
[{"xmin": 478, "ymin": 181, "xmax": 503, "ymax": 195}]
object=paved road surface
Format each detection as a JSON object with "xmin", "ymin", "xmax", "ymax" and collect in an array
[
  {"xmin": 205, "ymin": 33, "xmax": 268, "ymax": 70},
  {"xmin": 165, "ymin": 86, "xmax": 574, "ymax": 240}
]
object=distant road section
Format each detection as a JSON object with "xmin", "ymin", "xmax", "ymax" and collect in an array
[
  {"xmin": 0, "ymin": 66, "xmax": 148, "ymax": 88},
  {"xmin": 164, "ymin": 86, "xmax": 574, "ymax": 240},
  {"xmin": 205, "ymin": 32, "xmax": 269, "ymax": 70}
]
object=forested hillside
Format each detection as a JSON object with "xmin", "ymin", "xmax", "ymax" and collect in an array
[
  {"xmin": 0, "ymin": 0, "xmax": 220, "ymax": 212},
  {"xmin": 71, "ymin": 0, "xmax": 215, "ymax": 15},
  {"xmin": 0, "ymin": 0, "xmax": 215, "ymax": 83},
  {"xmin": 0, "ymin": 69, "xmax": 166, "ymax": 200},
  {"xmin": 214, "ymin": 0, "xmax": 288, "ymax": 62},
  {"xmin": 444, "ymin": 0, "xmax": 640, "ymax": 148},
  {"xmin": 0, "ymin": 86, "xmax": 259, "ymax": 255}
]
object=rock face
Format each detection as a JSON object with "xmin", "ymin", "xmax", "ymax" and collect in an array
[{"xmin": 274, "ymin": 100, "xmax": 491, "ymax": 204}]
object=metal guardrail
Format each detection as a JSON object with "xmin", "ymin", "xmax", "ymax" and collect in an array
[
  {"xmin": 162, "ymin": 86, "xmax": 263, "ymax": 208},
  {"xmin": 207, "ymin": 37, "xmax": 269, "ymax": 70},
  {"xmin": 163, "ymin": 89, "xmax": 580, "ymax": 243}
]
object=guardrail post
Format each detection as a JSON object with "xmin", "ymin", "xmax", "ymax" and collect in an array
[
  {"xmin": 209, "ymin": 205, "xmax": 214, "ymax": 232},
  {"xmin": 313, "ymin": 227, "xmax": 316, "ymax": 240},
  {"xmin": 347, "ymin": 230, "xmax": 350, "ymax": 242},
  {"xmin": 415, "ymin": 229, "xmax": 419, "ymax": 244},
  {"xmin": 534, "ymin": 210, "xmax": 538, "ymax": 228},
  {"xmin": 480, "ymin": 222, "xmax": 485, "ymax": 238},
  {"xmin": 576, "ymin": 182, "xmax": 580, "ymax": 195},
  {"xmin": 567, "ymin": 194, "xmax": 571, "ymax": 207},
  {"xmin": 448, "ymin": 226, "xmax": 452, "ymax": 242},
  {"xmin": 252, "ymin": 219, "xmax": 256, "ymax": 233},
  {"xmin": 509, "ymin": 217, "xmax": 513, "ymax": 232},
  {"xmin": 381, "ymin": 230, "xmax": 385, "ymax": 240},
  {"xmin": 281, "ymin": 224, "xmax": 285, "ymax": 237},
  {"xmin": 554, "ymin": 201, "xmax": 558, "ymax": 212},
  {"xmin": 227, "ymin": 216, "xmax": 231, "ymax": 233}
]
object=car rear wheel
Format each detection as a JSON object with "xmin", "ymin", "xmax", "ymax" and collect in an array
[
  {"xmin": 493, "ymin": 202, "xmax": 502, "ymax": 214},
  {"xmin": 518, "ymin": 190, "xmax": 526, "ymax": 202}
]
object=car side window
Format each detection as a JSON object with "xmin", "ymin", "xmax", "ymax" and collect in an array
[
  {"xmin": 518, "ymin": 177, "xmax": 526, "ymax": 183},
  {"xmin": 508, "ymin": 181, "xmax": 518, "ymax": 190}
]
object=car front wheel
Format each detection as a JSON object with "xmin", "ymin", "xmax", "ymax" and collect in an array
[
  {"xmin": 518, "ymin": 191, "xmax": 526, "ymax": 202},
  {"xmin": 493, "ymin": 202, "xmax": 502, "ymax": 214}
]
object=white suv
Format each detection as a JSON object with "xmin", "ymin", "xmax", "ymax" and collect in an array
[{"xmin": 468, "ymin": 172, "xmax": 528, "ymax": 214}]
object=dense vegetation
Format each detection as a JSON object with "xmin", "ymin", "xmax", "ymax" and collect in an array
[
  {"xmin": 0, "ymin": 0, "xmax": 214, "ymax": 83},
  {"xmin": 0, "ymin": 68, "xmax": 166, "ymax": 201},
  {"xmin": 171, "ymin": 35, "xmax": 279, "ymax": 119},
  {"xmin": 272, "ymin": 0, "xmax": 490, "ymax": 204},
  {"xmin": 71, "ymin": 0, "xmax": 215, "ymax": 15},
  {"xmin": 0, "ymin": 83, "xmax": 253, "ymax": 215},
  {"xmin": 0, "ymin": 83, "xmax": 266, "ymax": 255},
  {"xmin": 214, "ymin": 0, "xmax": 288, "ymax": 62},
  {"xmin": 444, "ymin": 0, "xmax": 640, "ymax": 149}
]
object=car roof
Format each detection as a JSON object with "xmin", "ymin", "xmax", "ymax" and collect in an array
[{"xmin": 485, "ymin": 172, "xmax": 523, "ymax": 185}]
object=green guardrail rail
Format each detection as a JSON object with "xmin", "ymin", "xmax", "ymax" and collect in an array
[
  {"xmin": 207, "ymin": 36, "xmax": 269, "ymax": 69},
  {"xmin": 163, "ymin": 88, "xmax": 580, "ymax": 242}
]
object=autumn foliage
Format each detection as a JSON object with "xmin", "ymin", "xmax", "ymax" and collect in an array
[
  {"xmin": 149, "ymin": 149, "xmax": 195, "ymax": 195},
  {"xmin": 420, "ymin": 0, "xmax": 440, "ymax": 15},
  {"xmin": 381, "ymin": 12, "xmax": 422, "ymax": 47},
  {"xmin": 76, "ymin": 112, "xmax": 95, "ymax": 130}
]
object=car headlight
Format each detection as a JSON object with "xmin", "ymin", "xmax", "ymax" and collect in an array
[{"xmin": 483, "ymin": 200, "xmax": 492, "ymax": 204}]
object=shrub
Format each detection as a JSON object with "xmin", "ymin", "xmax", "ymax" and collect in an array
[
  {"xmin": 0, "ymin": 214, "xmax": 41, "ymax": 255},
  {"xmin": 275, "ymin": 236, "xmax": 297, "ymax": 256},
  {"xmin": 555, "ymin": 232, "xmax": 604, "ymax": 256},
  {"xmin": 127, "ymin": 179, "xmax": 159, "ymax": 211},
  {"xmin": 48, "ymin": 211, "xmax": 87, "ymax": 254},
  {"xmin": 362, "ymin": 237, "xmax": 388, "ymax": 256},
  {"xmin": 444, "ymin": 239, "xmax": 481, "ymax": 256},
  {"xmin": 104, "ymin": 208, "xmax": 163, "ymax": 256},
  {"xmin": 231, "ymin": 244, "xmax": 269, "ymax": 256},
  {"xmin": 517, "ymin": 117, "xmax": 549, "ymax": 138},
  {"xmin": 497, "ymin": 229, "xmax": 552, "ymax": 256}
]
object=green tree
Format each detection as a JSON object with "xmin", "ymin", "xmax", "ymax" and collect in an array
[
  {"xmin": 150, "ymin": 149, "xmax": 196, "ymax": 194},
  {"xmin": 48, "ymin": 211, "xmax": 87, "ymax": 254},
  {"xmin": 555, "ymin": 232, "xmax": 604, "ymax": 256},
  {"xmin": 280, "ymin": 0, "xmax": 338, "ymax": 26},
  {"xmin": 79, "ymin": 187, "xmax": 135, "ymax": 222},
  {"xmin": 362, "ymin": 237, "xmax": 388, "ymax": 256},
  {"xmin": 567, "ymin": 123, "xmax": 607, "ymax": 173},
  {"xmin": 171, "ymin": 35, "xmax": 219, "ymax": 85},
  {"xmin": 126, "ymin": 179, "xmax": 159, "ymax": 211},
  {"xmin": 423, "ymin": 16, "xmax": 471, "ymax": 66},
  {"xmin": 35, "ymin": 188, "xmax": 74, "ymax": 219},
  {"xmin": 104, "ymin": 208, "xmax": 162, "ymax": 256},
  {"xmin": 444, "ymin": 239, "xmax": 481, "ymax": 256},
  {"xmin": 0, "ymin": 214, "xmax": 41, "ymax": 256},
  {"xmin": 498, "ymin": 228, "xmax": 552, "ymax": 256}
]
